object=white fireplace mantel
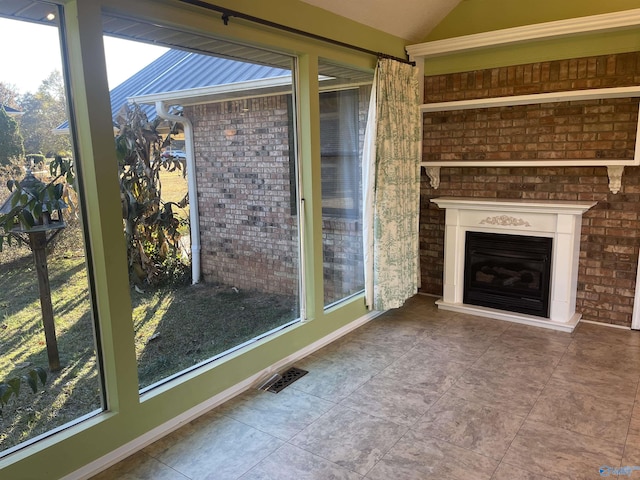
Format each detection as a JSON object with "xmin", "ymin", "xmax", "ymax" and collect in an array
[{"xmin": 431, "ymin": 197, "xmax": 596, "ymax": 332}]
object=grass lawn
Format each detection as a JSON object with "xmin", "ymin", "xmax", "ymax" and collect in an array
[
  {"xmin": 0, "ymin": 169, "xmax": 298, "ymax": 452},
  {"xmin": 0, "ymin": 242, "xmax": 101, "ymax": 451}
]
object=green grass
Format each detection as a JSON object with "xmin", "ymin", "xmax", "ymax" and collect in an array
[
  {"xmin": 160, "ymin": 169, "xmax": 190, "ymax": 235},
  {"xmin": 133, "ymin": 284, "xmax": 296, "ymax": 388},
  {"xmin": 0, "ymin": 165, "xmax": 297, "ymax": 451},
  {"xmin": 0, "ymin": 226, "xmax": 297, "ymax": 451},
  {"xmin": 160, "ymin": 168, "xmax": 188, "ymax": 205},
  {"xmin": 0, "ymin": 240, "xmax": 101, "ymax": 450}
]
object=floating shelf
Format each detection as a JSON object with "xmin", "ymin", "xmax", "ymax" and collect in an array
[{"xmin": 419, "ymin": 86, "xmax": 640, "ymax": 193}]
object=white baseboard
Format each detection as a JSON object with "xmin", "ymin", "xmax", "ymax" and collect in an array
[
  {"xmin": 65, "ymin": 309, "xmax": 383, "ymax": 480},
  {"xmin": 578, "ymin": 319, "xmax": 631, "ymax": 330}
]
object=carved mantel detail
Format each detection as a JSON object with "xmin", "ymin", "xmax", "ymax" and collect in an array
[{"xmin": 480, "ymin": 215, "xmax": 531, "ymax": 227}]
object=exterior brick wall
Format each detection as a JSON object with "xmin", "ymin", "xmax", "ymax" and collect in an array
[
  {"xmin": 187, "ymin": 86, "xmax": 369, "ymax": 301},
  {"xmin": 420, "ymin": 53, "xmax": 640, "ymax": 327},
  {"xmin": 186, "ymin": 96, "xmax": 299, "ymax": 296}
]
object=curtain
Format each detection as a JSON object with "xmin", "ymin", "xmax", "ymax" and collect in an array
[{"xmin": 363, "ymin": 58, "xmax": 421, "ymax": 311}]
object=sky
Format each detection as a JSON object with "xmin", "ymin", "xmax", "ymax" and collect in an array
[{"xmin": 0, "ymin": 17, "xmax": 168, "ymax": 94}]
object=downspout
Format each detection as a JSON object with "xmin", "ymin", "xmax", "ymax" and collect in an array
[{"xmin": 155, "ymin": 101, "xmax": 201, "ymax": 284}]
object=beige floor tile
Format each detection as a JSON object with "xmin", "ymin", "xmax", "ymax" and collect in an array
[
  {"xmin": 366, "ymin": 430, "xmax": 498, "ymax": 480},
  {"xmin": 563, "ymin": 340, "xmax": 640, "ymax": 373},
  {"xmin": 448, "ymin": 367, "xmax": 544, "ymax": 416},
  {"xmin": 491, "ymin": 463, "xmax": 552, "ymax": 480},
  {"xmin": 622, "ymin": 432, "xmax": 640, "ymax": 469},
  {"xmin": 472, "ymin": 344, "xmax": 561, "ymax": 384},
  {"xmin": 91, "ymin": 451, "xmax": 190, "ymax": 480},
  {"xmin": 291, "ymin": 355, "xmax": 378, "ymax": 401},
  {"xmin": 240, "ymin": 444, "xmax": 363, "ymax": 480},
  {"xmin": 548, "ymin": 362, "xmax": 638, "ymax": 405},
  {"xmin": 428, "ymin": 313, "xmax": 510, "ymax": 339},
  {"xmin": 629, "ymin": 403, "xmax": 640, "ymax": 435},
  {"xmin": 347, "ymin": 318, "xmax": 431, "ymax": 351},
  {"xmin": 91, "ymin": 297, "xmax": 640, "ymax": 480},
  {"xmin": 622, "ymin": 401, "xmax": 640, "ymax": 464},
  {"xmin": 416, "ymin": 393, "xmax": 526, "ymax": 460},
  {"xmin": 527, "ymin": 384, "xmax": 633, "ymax": 443},
  {"xmin": 413, "ymin": 335, "xmax": 492, "ymax": 364},
  {"xmin": 573, "ymin": 322, "xmax": 640, "ymax": 349},
  {"xmin": 144, "ymin": 413, "xmax": 282, "ymax": 480},
  {"xmin": 340, "ymin": 374, "xmax": 442, "ymax": 427},
  {"xmin": 502, "ymin": 419, "xmax": 623, "ymax": 479},
  {"xmin": 308, "ymin": 337, "xmax": 407, "ymax": 372},
  {"xmin": 217, "ymin": 387, "xmax": 335, "ymax": 440},
  {"xmin": 290, "ymin": 404, "xmax": 406, "ymax": 476},
  {"xmin": 376, "ymin": 349, "xmax": 470, "ymax": 394},
  {"xmin": 495, "ymin": 324, "xmax": 572, "ymax": 355}
]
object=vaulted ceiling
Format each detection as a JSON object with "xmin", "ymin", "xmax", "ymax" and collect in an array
[{"xmin": 300, "ymin": 0, "xmax": 463, "ymax": 42}]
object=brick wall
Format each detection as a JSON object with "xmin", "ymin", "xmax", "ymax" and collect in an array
[
  {"xmin": 187, "ymin": 96, "xmax": 299, "ymax": 296},
  {"xmin": 420, "ymin": 53, "xmax": 640, "ymax": 327},
  {"xmin": 187, "ymin": 87, "xmax": 369, "ymax": 301}
]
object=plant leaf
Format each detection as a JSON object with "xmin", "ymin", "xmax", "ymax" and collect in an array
[
  {"xmin": 7, "ymin": 377, "xmax": 20, "ymax": 396},
  {"xmin": 0, "ymin": 383, "xmax": 11, "ymax": 406},
  {"xmin": 34, "ymin": 367, "xmax": 47, "ymax": 386},
  {"xmin": 24, "ymin": 373, "xmax": 37, "ymax": 394}
]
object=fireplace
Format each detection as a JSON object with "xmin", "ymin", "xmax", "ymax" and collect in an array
[
  {"xmin": 463, "ymin": 231, "xmax": 552, "ymax": 318},
  {"xmin": 430, "ymin": 197, "xmax": 596, "ymax": 332}
]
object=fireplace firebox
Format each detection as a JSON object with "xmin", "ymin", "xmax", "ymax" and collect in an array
[{"xmin": 463, "ymin": 231, "xmax": 553, "ymax": 318}]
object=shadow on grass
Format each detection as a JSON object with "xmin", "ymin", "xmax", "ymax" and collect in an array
[
  {"xmin": 1, "ymin": 251, "xmax": 299, "ymax": 452},
  {"xmin": 134, "ymin": 283, "xmax": 299, "ymax": 388},
  {"xmin": 0, "ymin": 254, "xmax": 101, "ymax": 452}
]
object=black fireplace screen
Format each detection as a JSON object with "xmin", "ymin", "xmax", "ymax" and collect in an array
[{"xmin": 463, "ymin": 231, "xmax": 553, "ymax": 317}]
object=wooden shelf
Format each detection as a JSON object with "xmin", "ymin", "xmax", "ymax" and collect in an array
[
  {"xmin": 421, "ymin": 86, "xmax": 640, "ymax": 113},
  {"xmin": 419, "ymin": 86, "xmax": 640, "ymax": 193}
]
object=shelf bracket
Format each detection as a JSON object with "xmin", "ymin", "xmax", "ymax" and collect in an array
[
  {"xmin": 424, "ymin": 166, "xmax": 440, "ymax": 189},
  {"xmin": 607, "ymin": 165, "xmax": 625, "ymax": 194}
]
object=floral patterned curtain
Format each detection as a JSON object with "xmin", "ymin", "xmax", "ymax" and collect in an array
[{"xmin": 363, "ymin": 58, "xmax": 421, "ymax": 310}]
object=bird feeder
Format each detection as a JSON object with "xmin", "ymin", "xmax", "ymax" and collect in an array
[{"xmin": 0, "ymin": 168, "xmax": 67, "ymax": 372}]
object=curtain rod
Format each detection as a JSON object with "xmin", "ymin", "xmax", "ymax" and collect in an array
[{"xmin": 176, "ymin": 0, "xmax": 415, "ymax": 66}]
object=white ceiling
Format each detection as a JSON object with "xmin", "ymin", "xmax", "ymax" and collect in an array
[{"xmin": 300, "ymin": 0, "xmax": 463, "ymax": 42}]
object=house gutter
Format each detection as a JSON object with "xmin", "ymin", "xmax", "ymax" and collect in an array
[{"xmin": 155, "ymin": 101, "xmax": 201, "ymax": 284}]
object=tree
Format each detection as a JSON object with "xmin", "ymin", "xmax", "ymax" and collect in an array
[
  {"xmin": 0, "ymin": 106, "xmax": 24, "ymax": 166},
  {"xmin": 0, "ymin": 81, "xmax": 21, "ymax": 110},
  {"xmin": 17, "ymin": 71, "xmax": 71, "ymax": 157},
  {"xmin": 114, "ymin": 103, "xmax": 189, "ymax": 287}
]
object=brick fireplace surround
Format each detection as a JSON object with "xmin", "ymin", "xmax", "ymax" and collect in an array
[{"xmin": 419, "ymin": 52, "xmax": 640, "ymax": 328}]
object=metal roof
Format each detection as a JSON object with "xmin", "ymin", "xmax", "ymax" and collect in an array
[
  {"xmin": 115, "ymin": 49, "xmax": 291, "ymax": 98},
  {"xmin": 1, "ymin": 105, "xmax": 23, "ymax": 115},
  {"xmin": 0, "ymin": 5, "xmax": 371, "ymax": 130},
  {"xmin": 56, "ymin": 49, "xmax": 292, "ymax": 130}
]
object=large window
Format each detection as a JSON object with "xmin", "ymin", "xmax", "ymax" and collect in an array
[
  {"xmin": 101, "ymin": 16, "xmax": 302, "ymax": 390},
  {"xmin": 0, "ymin": 2, "xmax": 103, "ymax": 455},
  {"xmin": 320, "ymin": 89, "xmax": 360, "ymax": 218},
  {"xmin": 319, "ymin": 60, "xmax": 372, "ymax": 307}
]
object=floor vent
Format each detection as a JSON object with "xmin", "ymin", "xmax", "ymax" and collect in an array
[{"xmin": 260, "ymin": 367, "xmax": 308, "ymax": 393}]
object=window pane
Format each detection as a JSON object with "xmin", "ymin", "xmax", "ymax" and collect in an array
[
  {"xmin": 0, "ymin": 3, "xmax": 103, "ymax": 454},
  {"xmin": 101, "ymin": 16, "xmax": 301, "ymax": 390},
  {"xmin": 319, "ymin": 60, "xmax": 372, "ymax": 307}
]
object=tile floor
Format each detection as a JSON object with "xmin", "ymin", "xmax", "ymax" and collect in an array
[{"xmin": 92, "ymin": 295, "xmax": 640, "ymax": 479}]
